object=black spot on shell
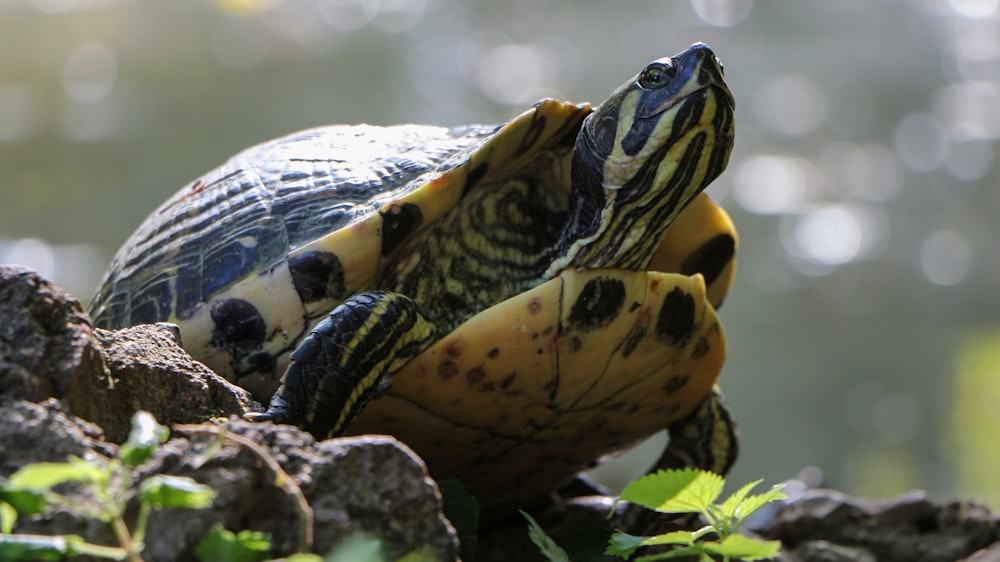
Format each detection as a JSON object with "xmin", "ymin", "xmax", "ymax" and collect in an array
[
  {"xmin": 692, "ymin": 335, "xmax": 711, "ymax": 359},
  {"xmin": 467, "ymin": 366, "xmax": 486, "ymax": 386},
  {"xmin": 438, "ymin": 361, "xmax": 459, "ymax": 380},
  {"xmin": 656, "ymin": 287, "xmax": 696, "ymax": 345},
  {"xmin": 487, "ymin": 348, "xmax": 500, "ymax": 359},
  {"xmin": 500, "ymin": 372, "xmax": 516, "ymax": 389},
  {"xmin": 621, "ymin": 325, "xmax": 647, "ymax": 358},
  {"xmin": 288, "ymin": 250, "xmax": 345, "ymax": 303},
  {"xmin": 380, "ymin": 202, "xmax": 423, "ymax": 256},
  {"xmin": 247, "ymin": 351, "xmax": 277, "ymax": 373},
  {"xmin": 680, "ymin": 234, "xmax": 736, "ymax": 289},
  {"xmin": 210, "ymin": 298, "xmax": 266, "ymax": 355},
  {"xmin": 567, "ymin": 278, "xmax": 626, "ymax": 331},
  {"xmin": 464, "ymin": 162, "xmax": 489, "ymax": 194},
  {"xmin": 663, "ymin": 374, "xmax": 689, "ymax": 395}
]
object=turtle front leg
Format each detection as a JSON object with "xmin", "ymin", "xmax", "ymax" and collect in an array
[
  {"xmin": 247, "ymin": 290, "xmax": 438, "ymax": 439},
  {"xmin": 656, "ymin": 385, "xmax": 738, "ymax": 476}
]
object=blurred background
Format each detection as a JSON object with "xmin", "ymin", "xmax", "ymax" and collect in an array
[{"xmin": 2, "ymin": 0, "xmax": 999, "ymax": 508}]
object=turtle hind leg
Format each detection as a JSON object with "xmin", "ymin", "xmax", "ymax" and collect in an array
[
  {"xmin": 657, "ymin": 385, "xmax": 738, "ymax": 476},
  {"xmin": 616, "ymin": 387, "xmax": 737, "ymax": 534},
  {"xmin": 246, "ymin": 290, "xmax": 438, "ymax": 439}
]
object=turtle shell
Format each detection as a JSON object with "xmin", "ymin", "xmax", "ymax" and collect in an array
[{"xmin": 90, "ymin": 99, "xmax": 592, "ymax": 399}]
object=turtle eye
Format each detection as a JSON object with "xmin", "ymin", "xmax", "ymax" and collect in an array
[{"xmin": 638, "ymin": 62, "xmax": 675, "ymax": 89}]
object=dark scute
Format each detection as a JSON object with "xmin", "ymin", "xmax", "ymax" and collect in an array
[
  {"xmin": 202, "ymin": 233, "xmax": 262, "ymax": 298},
  {"xmin": 93, "ymin": 290, "xmax": 129, "ymax": 329},
  {"xmin": 655, "ymin": 287, "xmax": 696, "ymax": 345},
  {"xmin": 129, "ymin": 275, "xmax": 174, "ymax": 324},
  {"xmin": 680, "ymin": 234, "xmax": 736, "ymax": 288},
  {"xmin": 380, "ymin": 202, "xmax": 424, "ymax": 256},
  {"xmin": 174, "ymin": 251, "xmax": 205, "ymax": 322},
  {"xmin": 464, "ymin": 161, "xmax": 489, "ymax": 194},
  {"xmin": 567, "ymin": 277, "xmax": 626, "ymax": 331},
  {"xmin": 210, "ymin": 298, "xmax": 267, "ymax": 354},
  {"xmin": 288, "ymin": 250, "xmax": 346, "ymax": 303}
]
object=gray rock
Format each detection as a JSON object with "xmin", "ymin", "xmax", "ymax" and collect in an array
[
  {"xmin": 69, "ymin": 323, "xmax": 258, "ymax": 442},
  {"xmin": 0, "ymin": 265, "xmax": 100, "ymax": 402},
  {"xmin": 961, "ymin": 542, "xmax": 1000, "ymax": 562},
  {"xmin": 762, "ymin": 489, "xmax": 1000, "ymax": 562},
  {"xmin": 0, "ymin": 264, "xmax": 256, "ymax": 443},
  {"xmin": 3, "ymin": 401, "xmax": 459, "ymax": 562}
]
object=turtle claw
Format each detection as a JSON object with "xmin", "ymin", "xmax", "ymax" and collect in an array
[{"xmin": 245, "ymin": 393, "xmax": 291, "ymax": 425}]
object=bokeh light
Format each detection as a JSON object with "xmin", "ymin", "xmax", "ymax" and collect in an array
[{"xmin": 920, "ymin": 230, "xmax": 973, "ymax": 286}]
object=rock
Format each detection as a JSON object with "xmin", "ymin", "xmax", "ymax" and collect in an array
[
  {"xmin": 961, "ymin": 542, "xmax": 1000, "ymax": 562},
  {"xmin": 0, "ymin": 398, "xmax": 114, "ymax": 472},
  {"xmin": 0, "ymin": 264, "xmax": 257, "ymax": 443},
  {"xmin": 69, "ymin": 323, "xmax": 258, "ymax": 442},
  {"xmin": 2, "ymin": 400, "xmax": 459, "ymax": 562},
  {"xmin": 0, "ymin": 265, "xmax": 101, "ymax": 402},
  {"xmin": 761, "ymin": 489, "xmax": 1000, "ymax": 562}
]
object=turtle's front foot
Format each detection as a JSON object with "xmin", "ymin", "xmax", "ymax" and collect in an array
[{"xmin": 244, "ymin": 391, "xmax": 291, "ymax": 424}]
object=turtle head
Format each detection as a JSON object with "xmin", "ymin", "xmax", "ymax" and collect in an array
[{"xmin": 556, "ymin": 43, "xmax": 735, "ymax": 271}]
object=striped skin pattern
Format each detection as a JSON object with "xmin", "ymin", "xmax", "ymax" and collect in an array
[{"xmin": 90, "ymin": 44, "xmax": 738, "ymax": 511}]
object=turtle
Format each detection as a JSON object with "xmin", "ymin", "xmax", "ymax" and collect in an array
[{"xmin": 89, "ymin": 43, "xmax": 739, "ymax": 512}]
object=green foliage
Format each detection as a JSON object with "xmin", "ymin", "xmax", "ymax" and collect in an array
[
  {"xmin": 523, "ymin": 511, "xmax": 571, "ymax": 562},
  {"xmin": 139, "ymin": 475, "xmax": 214, "ymax": 509},
  {"xmin": 608, "ymin": 468, "xmax": 786, "ymax": 561},
  {"xmin": 0, "ymin": 411, "xmax": 233, "ymax": 562},
  {"xmin": 525, "ymin": 469, "xmax": 786, "ymax": 562},
  {"xmin": 195, "ymin": 525, "xmax": 273, "ymax": 562}
]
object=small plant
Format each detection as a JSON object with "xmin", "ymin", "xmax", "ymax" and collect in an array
[
  {"xmin": 525, "ymin": 468, "xmax": 786, "ymax": 562},
  {"xmin": 0, "ymin": 411, "xmax": 224, "ymax": 562}
]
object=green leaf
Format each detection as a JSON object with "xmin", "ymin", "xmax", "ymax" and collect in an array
[
  {"xmin": 8, "ymin": 461, "xmax": 102, "ymax": 491},
  {"xmin": 632, "ymin": 543, "xmax": 713, "ymax": 562},
  {"xmin": 0, "ymin": 534, "xmax": 118, "ymax": 561},
  {"xmin": 194, "ymin": 524, "xmax": 271, "ymax": 562},
  {"xmin": 120, "ymin": 411, "xmax": 169, "ymax": 467},
  {"xmin": 0, "ymin": 478, "xmax": 47, "ymax": 518},
  {"xmin": 1, "ymin": 501, "xmax": 17, "ymax": 534},
  {"xmin": 0, "ymin": 534, "xmax": 75, "ymax": 561},
  {"xmin": 605, "ymin": 531, "xmax": 647, "ymax": 558},
  {"xmin": 701, "ymin": 533, "xmax": 782, "ymax": 560},
  {"xmin": 285, "ymin": 555, "xmax": 324, "ymax": 562},
  {"xmin": 619, "ymin": 468, "xmax": 723, "ymax": 514},
  {"xmin": 635, "ymin": 530, "xmax": 696, "ymax": 548},
  {"xmin": 522, "ymin": 511, "xmax": 571, "ymax": 562},
  {"xmin": 438, "ymin": 478, "xmax": 478, "ymax": 562},
  {"xmin": 717, "ymin": 479, "xmax": 763, "ymax": 522},
  {"xmin": 139, "ymin": 475, "xmax": 214, "ymax": 509},
  {"xmin": 734, "ymin": 483, "xmax": 787, "ymax": 522}
]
